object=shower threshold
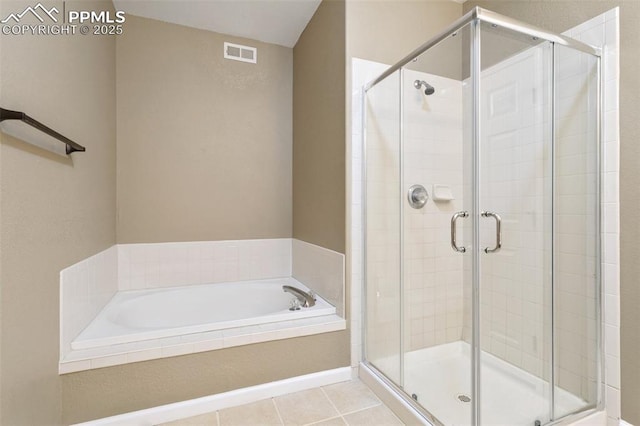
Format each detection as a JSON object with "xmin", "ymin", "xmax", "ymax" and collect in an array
[{"xmin": 400, "ymin": 341, "xmax": 588, "ymax": 425}]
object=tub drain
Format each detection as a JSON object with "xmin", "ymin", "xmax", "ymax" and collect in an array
[{"xmin": 457, "ymin": 394, "xmax": 471, "ymax": 403}]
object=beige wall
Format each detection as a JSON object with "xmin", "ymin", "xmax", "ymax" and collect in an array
[
  {"xmin": 61, "ymin": 11, "xmax": 350, "ymax": 424},
  {"xmin": 116, "ymin": 15, "xmax": 292, "ymax": 244},
  {"xmin": 1, "ymin": 4, "xmax": 352, "ymax": 424},
  {"xmin": 0, "ymin": 19, "xmax": 3, "ymax": 424},
  {"xmin": 0, "ymin": 1, "xmax": 117, "ymax": 424},
  {"xmin": 463, "ymin": 1, "xmax": 640, "ymax": 423},
  {"xmin": 346, "ymin": 0, "xmax": 462, "ymax": 66},
  {"xmin": 293, "ymin": 0, "xmax": 347, "ymax": 254},
  {"xmin": 62, "ymin": 332, "xmax": 349, "ymax": 424}
]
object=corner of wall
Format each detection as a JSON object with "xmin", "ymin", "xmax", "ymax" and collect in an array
[
  {"xmin": 292, "ymin": 0, "xmax": 347, "ymax": 255},
  {"xmin": 0, "ymin": 0, "xmax": 117, "ymax": 421}
]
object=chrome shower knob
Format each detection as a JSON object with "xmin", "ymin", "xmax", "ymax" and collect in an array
[{"xmin": 408, "ymin": 184, "xmax": 429, "ymax": 209}]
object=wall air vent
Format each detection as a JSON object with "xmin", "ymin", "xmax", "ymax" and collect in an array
[{"xmin": 224, "ymin": 42, "xmax": 257, "ymax": 64}]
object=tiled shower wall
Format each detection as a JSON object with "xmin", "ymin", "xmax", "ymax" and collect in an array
[
  {"xmin": 472, "ymin": 9, "xmax": 620, "ymax": 412},
  {"xmin": 472, "ymin": 42, "xmax": 552, "ymax": 383},
  {"xmin": 357, "ymin": 64, "xmax": 466, "ymax": 379},
  {"xmin": 564, "ymin": 11, "xmax": 621, "ymax": 422},
  {"xmin": 461, "ymin": 11, "xmax": 618, "ymax": 409},
  {"xmin": 362, "ymin": 68, "xmax": 402, "ymax": 381},
  {"xmin": 554, "ymin": 41, "xmax": 599, "ymax": 403},
  {"xmin": 350, "ymin": 58, "xmax": 388, "ymax": 370},
  {"xmin": 402, "ymin": 70, "xmax": 464, "ymax": 351}
]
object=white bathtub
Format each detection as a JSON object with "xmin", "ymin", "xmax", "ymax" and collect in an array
[{"xmin": 72, "ymin": 278, "xmax": 336, "ymax": 350}]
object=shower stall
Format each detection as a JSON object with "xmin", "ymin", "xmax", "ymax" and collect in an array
[{"xmin": 362, "ymin": 7, "xmax": 601, "ymax": 426}]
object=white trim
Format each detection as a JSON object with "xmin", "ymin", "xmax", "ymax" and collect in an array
[
  {"xmin": 619, "ymin": 420, "xmax": 633, "ymax": 426},
  {"xmin": 73, "ymin": 367, "xmax": 351, "ymax": 426}
]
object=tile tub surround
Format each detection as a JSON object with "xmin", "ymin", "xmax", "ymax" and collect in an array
[
  {"xmin": 60, "ymin": 246, "xmax": 118, "ymax": 362},
  {"xmin": 60, "ymin": 238, "xmax": 346, "ymax": 374},
  {"xmin": 118, "ymin": 239, "xmax": 292, "ymax": 290},
  {"xmin": 292, "ymin": 239, "xmax": 346, "ymax": 317},
  {"xmin": 60, "ymin": 314, "xmax": 346, "ymax": 374}
]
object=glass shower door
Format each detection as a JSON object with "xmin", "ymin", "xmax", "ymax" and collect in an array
[
  {"xmin": 400, "ymin": 23, "xmax": 473, "ymax": 426},
  {"xmin": 552, "ymin": 43, "xmax": 600, "ymax": 419},
  {"xmin": 363, "ymin": 10, "xmax": 602, "ymax": 426},
  {"xmin": 364, "ymin": 70, "xmax": 402, "ymax": 385},
  {"xmin": 477, "ymin": 22, "xmax": 554, "ymax": 425}
]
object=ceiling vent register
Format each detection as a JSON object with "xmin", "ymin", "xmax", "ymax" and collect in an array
[{"xmin": 224, "ymin": 42, "xmax": 257, "ymax": 64}]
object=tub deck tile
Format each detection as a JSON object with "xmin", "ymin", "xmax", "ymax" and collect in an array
[
  {"xmin": 60, "ymin": 315, "xmax": 345, "ymax": 374},
  {"xmin": 192, "ymin": 338, "xmax": 225, "ymax": 353}
]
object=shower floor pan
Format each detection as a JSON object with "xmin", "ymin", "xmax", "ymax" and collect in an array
[{"xmin": 377, "ymin": 341, "xmax": 587, "ymax": 425}]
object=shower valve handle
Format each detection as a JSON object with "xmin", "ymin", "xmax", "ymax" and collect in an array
[{"xmin": 451, "ymin": 211, "xmax": 468, "ymax": 253}]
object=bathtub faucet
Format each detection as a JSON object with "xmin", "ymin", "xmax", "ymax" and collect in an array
[{"xmin": 283, "ymin": 285, "xmax": 316, "ymax": 308}]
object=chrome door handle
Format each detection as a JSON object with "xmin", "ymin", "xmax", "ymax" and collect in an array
[
  {"xmin": 451, "ymin": 211, "xmax": 468, "ymax": 253},
  {"xmin": 481, "ymin": 211, "xmax": 502, "ymax": 253}
]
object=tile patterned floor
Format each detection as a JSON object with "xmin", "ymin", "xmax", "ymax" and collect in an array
[{"xmin": 159, "ymin": 380, "xmax": 404, "ymax": 426}]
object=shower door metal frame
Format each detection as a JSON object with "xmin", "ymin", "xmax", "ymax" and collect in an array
[
  {"xmin": 361, "ymin": 6, "xmax": 603, "ymax": 426},
  {"xmin": 363, "ymin": 7, "xmax": 600, "ymax": 93},
  {"xmin": 470, "ymin": 17, "xmax": 482, "ymax": 426}
]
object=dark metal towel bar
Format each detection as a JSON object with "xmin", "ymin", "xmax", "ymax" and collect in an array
[{"xmin": 0, "ymin": 107, "xmax": 86, "ymax": 155}]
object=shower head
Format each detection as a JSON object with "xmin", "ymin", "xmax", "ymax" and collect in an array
[{"xmin": 414, "ymin": 80, "xmax": 435, "ymax": 95}]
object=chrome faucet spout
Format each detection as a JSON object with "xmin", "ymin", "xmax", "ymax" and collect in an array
[{"xmin": 283, "ymin": 285, "xmax": 316, "ymax": 307}]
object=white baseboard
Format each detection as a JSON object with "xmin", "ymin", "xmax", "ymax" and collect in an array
[
  {"xmin": 619, "ymin": 420, "xmax": 633, "ymax": 426},
  {"xmin": 74, "ymin": 367, "xmax": 352, "ymax": 425}
]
